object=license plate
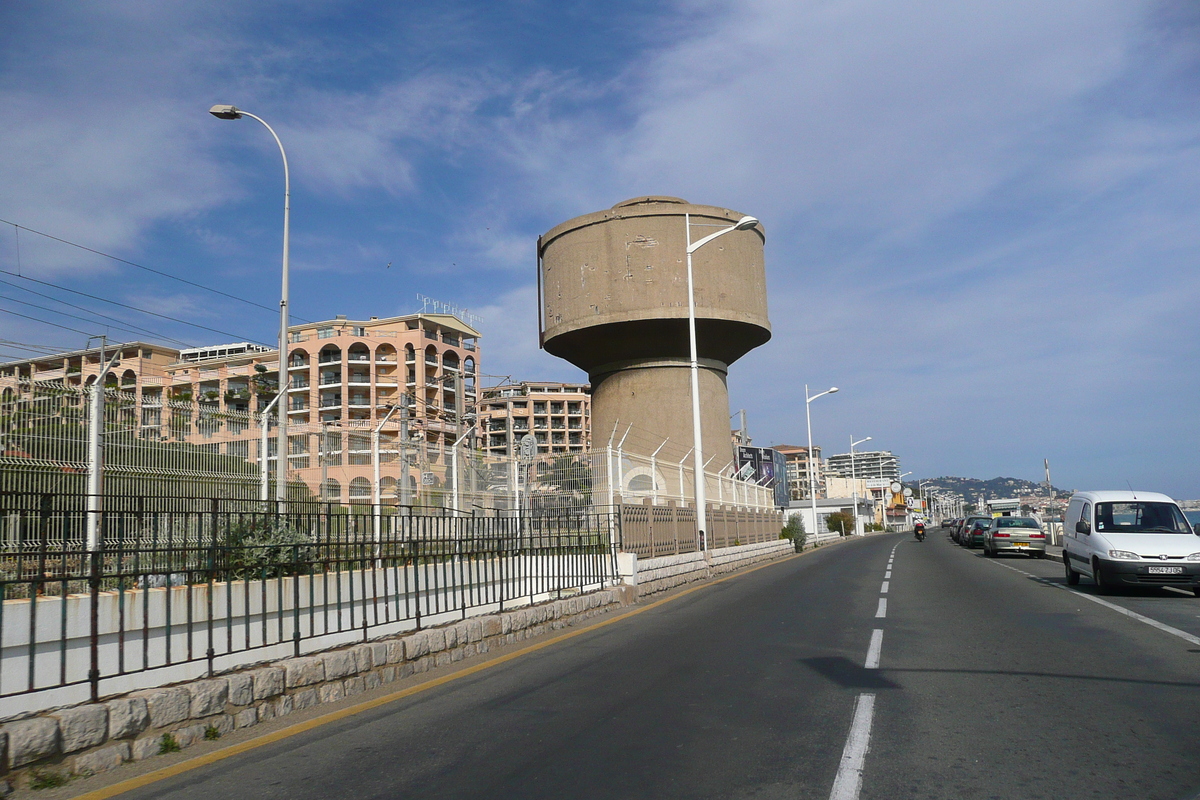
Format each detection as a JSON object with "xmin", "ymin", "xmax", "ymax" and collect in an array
[
  {"xmin": 1012, "ymin": 542, "xmax": 1028, "ymax": 548},
  {"xmin": 1147, "ymin": 565, "xmax": 1183, "ymax": 575}
]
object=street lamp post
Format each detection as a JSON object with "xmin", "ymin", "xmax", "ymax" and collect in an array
[
  {"xmin": 896, "ymin": 470, "xmax": 913, "ymax": 531},
  {"xmin": 850, "ymin": 435, "xmax": 871, "ymax": 536},
  {"xmin": 685, "ymin": 213, "xmax": 758, "ymax": 551},
  {"xmin": 805, "ymin": 384, "xmax": 839, "ymax": 538},
  {"xmin": 210, "ymin": 105, "xmax": 291, "ymax": 505}
]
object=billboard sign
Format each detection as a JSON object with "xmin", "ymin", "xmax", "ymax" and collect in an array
[{"xmin": 735, "ymin": 446, "xmax": 791, "ymax": 507}]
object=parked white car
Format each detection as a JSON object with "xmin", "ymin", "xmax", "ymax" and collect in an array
[{"xmin": 1063, "ymin": 491, "xmax": 1200, "ymax": 596}]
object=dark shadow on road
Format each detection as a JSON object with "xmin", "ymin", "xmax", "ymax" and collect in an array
[{"xmin": 800, "ymin": 656, "xmax": 901, "ymax": 690}]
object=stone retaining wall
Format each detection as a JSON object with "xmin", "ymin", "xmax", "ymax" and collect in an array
[{"xmin": 0, "ymin": 587, "xmax": 635, "ymax": 791}]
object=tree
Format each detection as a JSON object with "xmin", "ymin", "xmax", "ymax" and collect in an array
[{"xmin": 826, "ymin": 511, "xmax": 855, "ymax": 537}]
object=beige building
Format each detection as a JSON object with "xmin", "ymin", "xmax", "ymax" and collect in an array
[
  {"xmin": 477, "ymin": 382, "xmax": 590, "ymax": 457},
  {"xmin": 0, "ymin": 312, "xmax": 482, "ymax": 505},
  {"xmin": 771, "ymin": 444, "xmax": 822, "ymax": 500}
]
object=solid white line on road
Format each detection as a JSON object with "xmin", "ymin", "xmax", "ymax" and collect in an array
[
  {"xmin": 880, "ymin": 581, "xmax": 889, "ymax": 594},
  {"xmin": 828, "ymin": 693, "xmax": 876, "ymax": 800},
  {"xmin": 989, "ymin": 560, "xmax": 1200, "ymax": 648},
  {"xmin": 864, "ymin": 629, "xmax": 883, "ymax": 668},
  {"xmin": 875, "ymin": 598, "xmax": 887, "ymax": 618}
]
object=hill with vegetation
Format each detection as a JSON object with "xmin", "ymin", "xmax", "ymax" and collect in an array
[{"xmin": 920, "ymin": 475, "xmax": 1068, "ymax": 500}]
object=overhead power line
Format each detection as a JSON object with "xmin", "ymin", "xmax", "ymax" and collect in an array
[
  {"xmin": 0, "ymin": 268, "xmax": 270, "ymax": 345},
  {"xmin": 0, "ymin": 218, "xmax": 313, "ymax": 323},
  {"xmin": 0, "ymin": 292, "xmax": 194, "ymax": 347}
]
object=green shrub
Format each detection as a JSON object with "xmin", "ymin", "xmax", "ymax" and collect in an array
[
  {"xmin": 781, "ymin": 515, "xmax": 807, "ymax": 552},
  {"xmin": 220, "ymin": 519, "xmax": 314, "ymax": 579},
  {"xmin": 204, "ymin": 724, "xmax": 221, "ymax": 741},
  {"xmin": 159, "ymin": 733, "xmax": 182, "ymax": 754}
]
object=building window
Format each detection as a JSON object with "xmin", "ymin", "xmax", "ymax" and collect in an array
[{"xmin": 318, "ymin": 327, "xmax": 336, "ymax": 339}]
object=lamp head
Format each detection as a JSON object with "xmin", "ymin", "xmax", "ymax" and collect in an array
[
  {"xmin": 828, "ymin": 387, "xmax": 840, "ymax": 394},
  {"xmin": 734, "ymin": 215, "xmax": 758, "ymax": 230},
  {"xmin": 209, "ymin": 104, "xmax": 243, "ymax": 120}
]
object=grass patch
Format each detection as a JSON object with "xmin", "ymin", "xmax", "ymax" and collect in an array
[
  {"xmin": 29, "ymin": 768, "xmax": 70, "ymax": 790},
  {"xmin": 159, "ymin": 733, "xmax": 182, "ymax": 754},
  {"xmin": 204, "ymin": 724, "xmax": 222, "ymax": 741}
]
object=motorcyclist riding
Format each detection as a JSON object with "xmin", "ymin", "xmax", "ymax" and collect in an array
[{"xmin": 914, "ymin": 520, "xmax": 926, "ymax": 541}]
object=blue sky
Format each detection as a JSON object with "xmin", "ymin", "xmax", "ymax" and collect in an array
[{"xmin": 2, "ymin": 1, "xmax": 1198, "ymax": 496}]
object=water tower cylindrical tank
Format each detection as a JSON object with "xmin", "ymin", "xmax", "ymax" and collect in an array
[{"xmin": 537, "ymin": 196, "xmax": 770, "ymax": 467}]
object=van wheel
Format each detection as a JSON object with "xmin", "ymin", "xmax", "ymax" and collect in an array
[
  {"xmin": 1065, "ymin": 555, "xmax": 1080, "ymax": 585},
  {"xmin": 1093, "ymin": 559, "xmax": 1111, "ymax": 594}
]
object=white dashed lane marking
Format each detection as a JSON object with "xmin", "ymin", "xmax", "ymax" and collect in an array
[
  {"xmin": 828, "ymin": 540, "xmax": 896, "ymax": 800},
  {"xmin": 864, "ymin": 629, "xmax": 883, "ymax": 669},
  {"xmin": 828, "ymin": 693, "xmax": 876, "ymax": 800}
]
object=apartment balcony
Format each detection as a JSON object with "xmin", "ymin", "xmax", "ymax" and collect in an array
[
  {"xmin": 463, "ymin": 340, "xmax": 476, "ymax": 352},
  {"xmin": 347, "ymin": 354, "xmax": 370, "ymax": 363},
  {"xmin": 318, "ymin": 355, "xmax": 341, "ymax": 365},
  {"xmin": 319, "ymin": 376, "xmax": 342, "ymax": 386},
  {"xmin": 376, "ymin": 355, "xmax": 396, "ymax": 362},
  {"xmin": 375, "ymin": 378, "xmax": 398, "ymax": 387},
  {"xmin": 288, "ymin": 362, "xmax": 309, "ymax": 370},
  {"xmin": 424, "ymin": 357, "xmax": 438, "ymax": 368},
  {"xmin": 319, "ymin": 398, "xmax": 343, "ymax": 410},
  {"xmin": 347, "ymin": 375, "xmax": 371, "ymax": 385},
  {"xmin": 348, "ymin": 396, "xmax": 371, "ymax": 408},
  {"xmin": 288, "ymin": 381, "xmax": 309, "ymax": 391}
]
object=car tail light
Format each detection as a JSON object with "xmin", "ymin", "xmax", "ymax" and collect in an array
[
  {"xmin": 993, "ymin": 533, "xmax": 1010, "ymax": 538},
  {"xmin": 1029, "ymin": 533, "xmax": 1045, "ymax": 538}
]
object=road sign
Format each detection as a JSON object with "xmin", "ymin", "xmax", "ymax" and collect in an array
[
  {"xmin": 421, "ymin": 472, "xmax": 435, "ymax": 486},
  {"xmin": 519, "ymin": 433, "xmax": 537, "ymax": 460}
]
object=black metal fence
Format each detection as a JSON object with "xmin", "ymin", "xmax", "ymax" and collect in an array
[{"xmin": 0, "ymin": 493, "xmax": 617, "ymax": 704}]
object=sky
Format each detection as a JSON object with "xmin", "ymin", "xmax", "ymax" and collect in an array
[{"xmin": 1, "ymin": 0, "xmax": 1198, "ymax": 497}]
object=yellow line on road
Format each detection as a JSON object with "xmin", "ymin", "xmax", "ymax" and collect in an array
[{"xmin": 71, "ymin": 544, "xmax": 823, "ymax": 799}]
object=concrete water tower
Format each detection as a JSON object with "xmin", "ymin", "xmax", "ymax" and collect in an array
[{"xmin": 537, "ymin": 196, "xmax": 771, "ymax": 472}]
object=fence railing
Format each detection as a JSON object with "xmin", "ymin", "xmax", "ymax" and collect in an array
[
  {"xmin": 616, "ymin": 499, "xmax": 783, "ymax": 558},
  {"xmin": 0, "ymin": 498, "xmax": 617, "ymax": 705}
]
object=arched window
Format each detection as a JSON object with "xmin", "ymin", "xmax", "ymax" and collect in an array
[
  {"xmin": 289, "ymin": 350, "xmax": 309, "ymax": 368},
  {"xmin": 319, "ymin": 345, "xmax": 341, "ymax": 365},
  {"xmin": 321, "ymin": 478, "xmax": 341, "ymax": 502},
  {"xmin": 627, "ymin": 474, "xmax": 655, "ymax": 492},
  {"xmin": 349, "ymin": 477, "xmax": 372, "ymax": 501},
  {"xmin": 121, "ymin": 369, "xmax": 137, "ymax": 387},
  {"xmin": 347, "ymin": 343, "xmax": 370, "ymax": 363},
  {"xmin": 463, "ymin": 357, "xmax": 476, "ymax": 391},
  {"xmin": 376, "ymin": 343, "xmax": 397, "ymax": 363}
]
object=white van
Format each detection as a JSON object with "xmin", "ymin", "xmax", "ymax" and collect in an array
[{"xmin": 1063, "ymin": 491, "xmax": 1200, "ymax": 596}]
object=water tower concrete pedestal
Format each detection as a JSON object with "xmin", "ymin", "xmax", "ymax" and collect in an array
[{"xmin": 538, "ymin": 196, "xmax": 771, "ymax": 470}]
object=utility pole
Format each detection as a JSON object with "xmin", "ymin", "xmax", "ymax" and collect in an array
[
  {"xmin": 86, "ymin": 339, "xmax": 123, "ymax": 551},
  {"xmin": 399, "ymin": 394, "xmax": 411, "ymax": 507}
]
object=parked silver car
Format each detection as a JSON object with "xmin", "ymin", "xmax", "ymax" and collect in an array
[{"xmin": 983, "ymin": 516, "xmax": 1047, "ymax": 558}]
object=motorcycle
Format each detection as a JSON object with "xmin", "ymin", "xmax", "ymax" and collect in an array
[{"xmin": 914, "ymin": 523, "xmax": 926, "ymax": 542}]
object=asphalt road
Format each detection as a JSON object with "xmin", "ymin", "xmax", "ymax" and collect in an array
[{"xmin": 77, "ymin": 532, "xmax": 1200, "ymax": 800}]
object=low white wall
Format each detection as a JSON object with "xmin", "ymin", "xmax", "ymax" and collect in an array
[
  {"xmin": 2, "ymin": 556, "xmax": 611, "ymax": 719},
  {"xmin": 617, "ymin": 539, "xmax": 794, "ymax": 597}
]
